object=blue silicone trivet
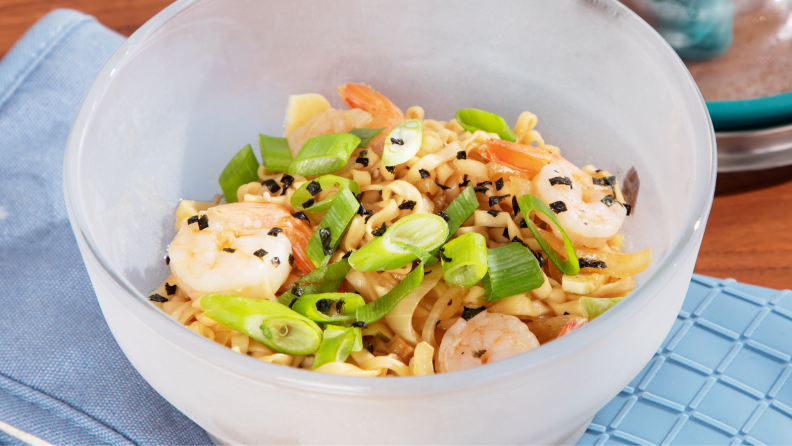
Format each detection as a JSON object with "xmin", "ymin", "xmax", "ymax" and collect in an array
[{"xmin": 577, "ymin": 275, "xmax": 792, "ymax": 446}]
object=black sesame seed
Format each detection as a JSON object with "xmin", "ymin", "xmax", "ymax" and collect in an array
[
  {"xmin": 302, "ymin": 198, "xmax": 315, "ymax": 209},
  {"xmin": 288, "ymin": 298, "xmax": 298, "ymax": 309},
  {"xmin": 489, "ymin": 194, "xmax": 511, "ymax": 207},
  {"xmin": 352, "ymin": 321, "xmax": 368, "ymax": 328},
  {"xmin": 306, "ymin": 181, "xmax": 322, "ymax": 196},
  {"xmin": 549, "ymin": 176, "xmax": 572, "ymax": 188},
  {"xmin": 355, "ymin": 157, "xmax": 370, "ymax": 167},
  {"xmin": 288, "ymin": 253, "xmax": 295, "ymax": 267},
  {"xmin": 477, "ymin": 181, "xmax": 492, "ymax": 187},
  {"xmin": 268, "ymin": 227, "xmax": 283, "ymax": 236},
  {"xmin": 291, "ymin": 211, "xmax": 310, "ymax": 224},
  {"xmin": 549, "ymin": 201, "xmax": 567, "ymax": 214},
  {"xmin": 187, "ymin": 215, "xmax": 199, "ymax": 225},
  {"xmin": 495, "ymin": 177, "xmax": 504, "ymax": 191},
  {"xmin": 578, "ymin": 258, "xmax": 607, "ymax": 269},
  {"xmin": 291, "ymin": 285, "xmax": 303, "ymax": 297},
  {"xmin": 149, "ymin": 293, "xmax": 168, "ymax": 303},
  {"xmin": 438, "ymin": 211, "xmax": 450, "ymax": 222},
  {"xmin": 223, "ymin": 247, "xmax": 236, "ymax": 253},
  {"xmin": 271, "ymin": 257, "xmax": 281, "ymax": 267},
  {"xmin": 164, "ymin": 283, "xmax": 177, "ymax": 295},
  {"xmin": 385, "ymin": 166, "xmax": 395, "ymax": 174},
  {"xmin": 316, "ymin": 299, "xmax": 332, "ymax": 313},
  {"xmin": 343, "ymin": 250, "xmax": 353, "ymax": 259},
  {"xmin": 197, "ymin": 214, "xmax": 209, "ymax": 230},
  {"xmin": 461, "ymin": 305, "xmax": 486, "ymax": 321},
  {"xmin": 601, "ymin": 194, "xmax": 616, "ymax": 207},
  {"xmin": 456, "ymin": 151, "xmax": 467, "ymax": 160},
  {"xmin": 261, "ymin": 179, "xmax": 281, "ymax": 193},
  {"xmin": 487, "ymin": 209, "xmax": 501, "ymax": 217},
  {"xmin": 372, "ymin": 222, "xmax": 388, "ymax": 237},
  {"xmin": 253, "ymin": 249, "xmax": 268, "ymax": 258},
  {"xmin": 398, "ymin": 200, "xmax": 417, "ymax": 210},
  {"xmin": 319, "ymin": 227, "xmax": 334, "ymax": 256},
  {"xmin": 419, "ymin": 169, "xmax": 430, "ymax": 179},
  {"xmin": 390, "ymin": 137, "xmax": 404, "ymax": 145},
  {"xmin": 435, "ymin": 182, "xmax": 450, "ymax": 190}
]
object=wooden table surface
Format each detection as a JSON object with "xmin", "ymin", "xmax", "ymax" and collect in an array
[{"xmin": 2, "ymin": 0, "xmax": 791, "ymax": 290}]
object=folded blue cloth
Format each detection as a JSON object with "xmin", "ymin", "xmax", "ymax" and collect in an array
[{"xmin": 0, "ymin": 9, "xmax": 210, "ymax": 445}]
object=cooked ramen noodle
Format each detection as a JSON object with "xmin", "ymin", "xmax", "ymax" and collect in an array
[{"xmin": 149, "ymin": 83, "xmax": 651, "ymax": 377}]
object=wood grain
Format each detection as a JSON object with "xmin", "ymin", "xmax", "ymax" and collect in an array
[{"xmin": 2, "ymin": 0, "xmax": 791, "ymax": 290}]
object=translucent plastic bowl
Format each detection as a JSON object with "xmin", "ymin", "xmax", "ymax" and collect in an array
[{"xmin": 63, "ymin": 1, "xmax": 716, "ymax": 444}]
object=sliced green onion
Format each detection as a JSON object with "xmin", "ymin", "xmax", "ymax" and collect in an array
[
  {"xmin": 201, "ymin": 295, "xmax": 322, "ymax": 355},
  {"xmin": 276, "ymin": 258, "xmax": 351, "ymax": 306},
  {"xmin": 292, "ymin": 293, "xmax": 365, "ymax": 322},
  {"xmin": 382, "ymin": 119, "xmax": 423, "ymax": 166},
  {"xmin": 258, "ymin": 134, "xmax": 293, "ymax": 173},
  {"xmin": 580, "ymin": 296, "xmax": 623, "ymax": 320},
  {"xmin": 444, "ymin": 186, "xmax": 479, "ymax": 237},
  {"xmin": 398, "ymin": 243, "xmax": 436, "ymax": 265},
  {"xmin": 348, "ymin": 214, "xmax": 448, "ymax": 272},
  {"xmin": 441, "ymin": 232, "xmax": 488, "ymax": 287},
  {"xmin": 349, "ymin": 128, "xmax": 385, "ymax": 148},
  {"xmin": 218, "ymin": 144, "xmax": 260, "ymax": 203},
  {"xmin": 517, "ymin": 194, "xmax": 580, "ymax": 276},
  {"xmin": 313, "ymin": 326, "xmax": 359, "ymax": 370},
  {"xmin": 455, "ymin": 108, "xmax": 517, "ymax": 142},
  {"xmin": 290, "ymin": 174, "xmax": 361, "ymax": 212},
  {"xmin": 481, "ymin": 242, "xmax": 544, "ymax": 301},
  {"xmin": 306, "ymin": 188, "xmax": 359, "ymax": 267},
  {"xmin": 277, "ymin": 281, "xmax": 341, "ymax": 306},
  {"xmin": 356, "ymin": 264, "xmax": 425, "ymax": 324},
  {"xmin": 288, "ymin": 133, "xmax": 360, "ymax": 177}
]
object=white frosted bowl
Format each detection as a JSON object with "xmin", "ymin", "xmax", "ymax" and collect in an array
[{"xmin": 64, "ymin": 1, "xmax": 716, "ymax": 444}]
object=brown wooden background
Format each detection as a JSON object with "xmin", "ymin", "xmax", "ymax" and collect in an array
[{"xmin": 2, "ymin": 0, "xmax": 790, "ymax": 290}]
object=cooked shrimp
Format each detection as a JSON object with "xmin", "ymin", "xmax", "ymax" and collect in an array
[
  {"xmin": 437, "ymin": 311, "xmax": 539, "ymax": 373},
  {"xmin": 338, "ymin": 83, "xmax": 405, "ymax": 154},
  {"xmin": 287, "ymin": 108, "xmax": 372, "ymax": 157},
  {"xmin": 533, "ymin": 162, "xmax": 626, "ymax": 248},
  {"xmin": 479, "ymin": 139, "xmax": 590, "ymax": 189},
  {"xmin": 168, "ymin": 202, "xmax": 314, "ymax": 301}
]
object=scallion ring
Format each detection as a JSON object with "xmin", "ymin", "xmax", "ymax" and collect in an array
[
  {"xmin": 382, "ymin": 119, "xmax": 423, "ymax": 167},
  {"xmin": 517, "ymin": 194, "xmax": 580, "ymax": 276},
  {"xmin": 258, "ymin": 134, "xmax": 293, "ymax": 173},
  {"xmin": 455, "ymin": 108, "xmax": 517, "ymax": 142},
  {"xmin": 291, "ymin": 293, "xmax": 365, "ymax": 322},
  {"xmin": 290, "ymin": 174, "xmax": 361, "ymax": 212},
  {"xmin": 356, "ymin": 263, "xmax": 425, "ymax": 324},
  {"xmin": 288, "ymin": 133, "xmax": 361, "ymax": 177},
  {"xmin": 441, "ymin": 232, "xmax": 488, "ymax": 287},
  {"xmin": 481, "ymin": 242, "xmax": 544, "ymax": 301}
]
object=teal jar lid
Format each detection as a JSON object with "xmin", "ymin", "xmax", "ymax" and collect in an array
[{"xmin": 707, "ymin": 91, "xmax": 792, "ymax": 132}]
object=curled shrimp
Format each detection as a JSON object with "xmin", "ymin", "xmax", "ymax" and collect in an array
[
  {"xmin": 338, "ymin": 83, "xmax": 405, "ymax": 154},
  {"xmin": 437, "ymin": 311, "xmax": 539, "ymax": 373},
  {"xmin": 168, "ymin": 202, "xmax": 314, "ymax": 301},
  {"xmin": 287, "ymin": 108, "xmax": 372, "ymax": 157}
]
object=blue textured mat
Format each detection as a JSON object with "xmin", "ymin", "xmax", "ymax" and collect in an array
[{"xmin": 578, "ymin": 275, "xmax": 792, "ymax": 446}]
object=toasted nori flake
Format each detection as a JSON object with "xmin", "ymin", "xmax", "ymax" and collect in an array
[
  {"xmin": 549, "ymin": 201, "xmax": 567, "ymax": 214},
  {"xmin": 489, "ymin": 194, "xmax": 511, "ymax": 207},
  {"xmin": 439, "ymin": 246, "xmax": 452, "ymax": 263},
  {"xmin": 261, "ymin": 179, "xmax": 281, "ymax": 193},
  {"xmin": 564, "ymin": 312, "xmax": 570, "ymax": 315},
  {"xmin": 187, "ymin": 215, "xmax": 199, "ymax": 225},
  {"xmin": 302, "ymin": 198, "xmax": 315, "ymax": 208},
  {"xmin": 164, "ymin": 283, "xmax": 177, "ymax": 295},
  {"xmin": 316, "ymin": 299, "xmax": 332, "ymax": 313},
  {"xmin": 280, "ymin": 174, "xmax": 295, "ymax": 195},
  {"xmin": 372, "ymin": 222, "xmax": 388, "ymax": 237},
  {"xmin": 487, "ymin": 209, "xmax": 501, "ymax": 217},
  {"xmin": 579, "ymin": 258, "xmax": 607, "ymax": 269},
  {"xmin": 534, "ymin": 251, "xmax": 545, "ymax": 268},
  {"xmin": 364, "ymin": 213, "xmax": 373, "ymax": 223},
  {"xmin": 519, "ymin": 218, "xmax": 528, "ymax": 228},
  {"xmin": 268, "ymin": 227, "xmax": 283, "ymax": 236},
  {"xmin": 223, "ymin": 247, "xmax": 236, "ymax": 253},
  {"xmin": 398, "ymin": 200, "xmax": 417, "ymax": 210},
  {"xmin": 549, "ymin": 176, "xmax": 572, "ymax": 188},
  {"xmin": 390, "ymin": 137, "xmax": 404, "ymax": 145},
  {"xmin": 360, "ymin": 150, "xmax": 369, "ymax": 156},
  {"xmin": 472, "ymin": 349, "xmax": 487, "ymax": 359},
  {"xmin": 495, "ymin": 177, "xmax": 504, "ymax": 191},
  {"xmin": 592, "ymin": 175, "xmax": 616, "ymax": 187},
  {"xmin": 418, "ymin": 169, "xmax": 431, "ymax": 179},
  {"xmin": 336, "ymin": 299, "xmax": 345, "ymax": 315},
  {"xmin": 352, "ymin": 321, "xmax": 368, "ymax": 328},
  {"xmin": 306, "ymin": 181, "xmax": 322, "ymax": 196},
  {"xmin": 512, "ymin": 196, "xmax": 520, "ymax": 216},
  {"xmin": 291, "ymin": 285, "xmax": 304, "ymax": 297},
  {"xmin": 459, "ymin": 179, "xmax": 471, "ymax": 188},
  {"xmin": 355, "ymin": 156, "xmax": 370, "ymax": 167},
  {"xmin": 473, "ymin": 186, "xmax": 489, "ymax": 194},
  {"xmin": 512, "ymin": 236, "xmax": 527, "ymax": 247},
  {"xmin": 435, "ymin": 182, "xmax": 450, "ymax": 190},
  {"xmin": 165, "ymin": 256, "xmax": 170, "ymax": 265},
  {"xmin": 461, "ymin": 305, "xmax": 486, "ymax": 321},
  {"xmin": 438, "ymin": 211, "xmax": 450, "ymax": 222},
  {"xmin": 601, "ymin": 194, "xmax": 616, "ymax": 207},
  {"xmin": 502, "ymin": 228, "xmax": 509, "ymax": 239},
  {"xmin": 288, "ymin": 253, "xmax": 295, "ymax": 267},
  {"xmin": 319, "ymin": 228, "xmax": 334, "ymax": 256},
  {"xmin": 358, "ymin": 204, "xmax": 373, "ymax": 219},
  {"xmin": 253, "ymin": 249, "xmax": 268, "ymax": 258},
  {"xmin": 379, "ymin": 190, "xmax": 383, "ymax": 195},
  {"xmin": 271, "ymin": 257, "xmax": 281, "ymax": 267},
  {"xmin": 197, "ymin": 214, "xmax": 209, "ymax": 230},
  {"xmin": 435, "ymin": 320, "xmax": 441, "ymax": 330},
  {"xmin": 624, "ymin": 203, "xmax": 632, "ymax": 216},
  {"xmin": 456, "ymin": 151, "xmax": 466, "ymax": 160},
  {"xmin": 288, "ymin": 298, "xmax": 298, "ymax": 309},
  {"xmin": 149, "ymin": 293, "xmax": 168, "ymax": 303},
  {"xmin": 343, "ymin": 250, "xmax": 354, "ymax": 259},
  {"xmin": 477, "ymin": 181, "xmax": 492, "ymax": 187},
  {"xmin": 292, "ymin": 211, "xmax": 310, "ymax": 224},
  {"xmin": 385, "ymin": 166, "xmax": 395, "ymax": 174},
  {"xmin": 367, "ymin": 343, "xmax": 374, "ymax": 354}
]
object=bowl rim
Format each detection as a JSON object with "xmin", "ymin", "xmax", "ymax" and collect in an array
[{"xmin": 63, "ymin": 0, "xmax": 717, "ymax": 396}]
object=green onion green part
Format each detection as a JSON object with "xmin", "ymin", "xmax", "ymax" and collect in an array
[
  {"xmin": 276, "ymin": 258, "xmax": 352, "ymax": 306},
  {"xmin": 349, "ymin": 128, "xmax": 385, "ymax": 148},
  {"xmin": 441, "ymin": 232, "xmax": 488, "ymax": 287},
  {"xmin": 306, "ymin": 188, "xmax": 359, "ymax": 267},
  {"xmin": 481, "ymin": 242, "xmax": 544, "ymax": 301},
  {"xmin": 218, "ymin": 144, "xmax": 260, "ymax": 203},
  {"xmin": 455, "ymin": 108, "xmax": 517, "ymax": 142},
  {"xmin": 290, "ymin": 174, "xmax": 361, "ymax": 212},
  {"xmin": 381, "ymin": 119, "xmax": 423, "ymax": 166},
  {"xmin": 291, "ymin": 292, "xmax": 365, "ymax": 322},
  {"xmin": 258, "ymin": 134, "xmax": 293, "ymax": 173},
  {"xmin": 398, "ymin": 243, "xmax": 436, "ymax": 265},
  {"xmin": 356, "ymin": 264, "xmax": 425, "ymax": 324},
  {"xmin": 313, "ymin": 326, "xmax": 359, "ymax": 370},
  {"xmin": 580, "ymin": 296, "xmax": 623, "ymax": 320},
  {"xmin": 201, "ymin": 294, "xmax": 322, "ymax": 355},
  {"xmin": 348, "ymin": 214, "xmax": 448, "ymax": 272},
  {"xmin": 443, "ymin": 186, "xmax": 479, "ymax": 236},
  {"xmin": 517, "ymin": 194, "xmax": 581, "ymax": 276},
  {"xmin": 288, "ymin": 133, "xmax": 360, "ymax": 177}
]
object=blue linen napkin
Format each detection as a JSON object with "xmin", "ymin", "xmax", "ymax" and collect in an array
[{"xmin": 0, "ymin": 9, "xmax": 211, "ymax": 445}]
